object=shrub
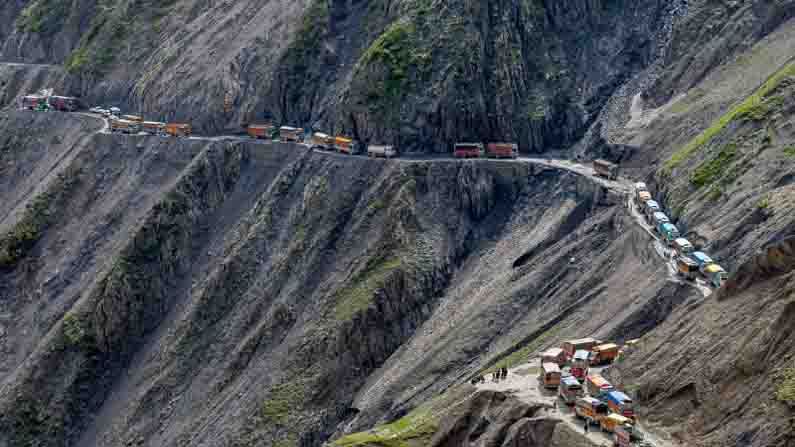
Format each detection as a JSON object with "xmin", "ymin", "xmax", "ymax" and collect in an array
[{"xmin": 690, "ymin": 143, "xmax": 738, "ymax": 188}]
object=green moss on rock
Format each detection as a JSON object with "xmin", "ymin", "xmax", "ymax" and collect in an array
[{"xmin": 334, "ymin": 257, "xmax": 403, "ymax": 321}]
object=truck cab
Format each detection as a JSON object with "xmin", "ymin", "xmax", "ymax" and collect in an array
[
  {"xmin": 690, "ymin": 251, "xmax": 714, "ymax": 273},
  {"xmin": 651, "ymin": 212, "xmax": 669, "ymax": 230},
  {"xmin": 704, "ymin": 264, "xmax": 728, "ymax": 288},
  {"xmin": 673, "ymin": 238, "xmax": 694, "ymax": 257},
  {"xmin": 659, "ymin": 223, "xmax": 680, "ymax": 244}
]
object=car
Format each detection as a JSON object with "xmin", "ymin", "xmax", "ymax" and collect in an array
[
  {"xmin": 89, "ymin": 106, "xmax": 103, "ymax": 114},
  {"xmin": 109, "ymin": 107, "xmax": 121, "ymax": 114},
  {"xmin": 101, "ymin": 110, "xmax": 112, "ymax": 117}
]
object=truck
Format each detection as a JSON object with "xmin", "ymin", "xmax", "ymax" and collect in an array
[
  {"xmin": 248, "ymin": 124, "xmax": 276, "ymax": 140},
  {"xmin": 540, "ymin": 362, "xmax": 562, "ymax": 389},
  {"xmin": 585, "ymin": 374, "xmax": 614, "ymax": 399},
  {"xmin": 165, "ymin": 123, "xmax": 191, "ymax": 138},
  {"xmin": 571, "ymin": 350, "xmax": 590, "ymax": 380},
  {"xmin": 367, "ymin": 145, "xmax": 399, "ymax": 158},
  {"xmin": 590, "ymin": 343, "xmax": 620, "ymax": 366},
  {"xmin": 644, "ymin": 200, "xmax": 660, "ymax": 218},
  {"xmin": 574, "ymin": 396, "xmax": 608, "ymax": 425},
  {"xmin": 561, "ymin": 338, "xmax": 600, "ymax": 359},
  {"xmin": 280, "ymin": 126, "xmax": 303, "ymax": 143},
  {"xmin": 308, "ymin": 132, "xmax": 333, "ymax": 150},
  {"xmin": 606, "ymin": 390, "xmax": 635, "ymax": 420},
  {"xmin": 110, "ymin": 119, "xmax": 140, "ymax": 134},
  {"xmin": 593, "ymin": 159, "xmax": 619, "ymax": 180},
  {"xmin": 47, "ymin": 95, "xmax": 80, "ymax": 112},
  {"xmin": 690, "ymin": 251, "xmax": 714, "ymax": 274},
  {"xmin": 673, "ymin": 238, "xmax": 694, "ymax": 257},
  {"xmin": 559, "ymin": 376, "xmax": 584, "ymax": 405},
  {"xmin": 485, "ymin": 143, "xmax": 518, "ymax": 159},
  {"xmin": 636, "ymin": 191, "xmax": 652, "ymax": 209},
  {"xmin": 335, "ymin": 136, "xmax": 364, "ymax": 155},
  {"xmin": 21, "ymin": 95, "xmax": 49, "ymax": 111},
  {"xmin": 141, "ymin": 121, "xmax": 166, "ymax": 135},
  {"xmin": 659, "ymin": 223, "xmax": 680, "ymax": 244},
  {"xmin": 454, "ymin": 143, "xmax": 484, "ymax": 158},
  {"xmin": 704, "ymin": 263, "xmax": 728, "ymax": 288},
  {"xmin": 601, "ymin": 413, "xmax": 634, "ymax": 433},
  {"xmin": 676, "ymin": 256, "xmax": 699, "ymax": 280},
  {"xmin": 540, "ymin": 347, "xmax": 567, "ymax": 366},
  {"xmin": 121, "ymin": 114, "xmax": 143, "ymax": 123},
  {"xmin": 634, "ymin": 182, "xmax": 648, "ymax": 194},
  {"xmin": 651, "ymin": 212, "xmax": 669, "ymax": 230},
  {"xmin": 614, "ymin": 422, "xmax": 646, "ymax": 447}
]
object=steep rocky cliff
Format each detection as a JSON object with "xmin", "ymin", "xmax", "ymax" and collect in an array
[{"xmin": 0, "ymin": 0, "xmax": 680, "ymax": 149}]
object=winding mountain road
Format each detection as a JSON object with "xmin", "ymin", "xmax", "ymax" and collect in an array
[{"xmin": 81, "ymin": 111, "xmax": 714, "ymax": 298}]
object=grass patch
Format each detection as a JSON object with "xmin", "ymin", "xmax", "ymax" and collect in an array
[
  {"xmin": 361, "ymin": 21, "xmax": 416, "ymax": 101},
  {"xmin": 776, "ymin": 366, "xmax": 795, "ymax": 405},
  {"xmin": 62, "ymin": 313, "xmax": 87, "ymax": 347},
  {"xmin": 261, "ymin": 381, "xmax": 308, "ymax": 426},
  {"xmin": 784, "ymin": 146, "xmax": 795, "ymax": 157},
  {"xmin": 663, "ymin": 62, "xmax": 795, "ymax": 174},
  {"xmin": 334, "ymin": 257, "xmax": 403, "ymax": 321},
  {"xmin": 0, "ymin": 170, "xmax": 79, "ymax": 269},
  {"xmin": 690, "ymin": 143, "xmax": 739, "ymax": 188},
  {"xmin": 757, "ymin": 196, "xmax": 770, "ymax": 210},
  {"xmin": 334, "ymin": 405, "xmax": 436, "ymax": 447}
]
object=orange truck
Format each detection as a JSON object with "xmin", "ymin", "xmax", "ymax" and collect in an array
[
  {"xmin": 585, "ymin": 374, "xmax": 614, "ymax": 399},
  {"xmin": 166, "ymin": 123, "xmax": 192, "ymax": 138},
  {"xmin": 561, "ymin": 337, "xmax": 600, "ymax": 360},
  {"xmin": 110, "ymin": 119, "xmax": 140, "ymax": 134},
  {"xmin": 335, "ymin": 136, "xmax": 364, "ymax": 155},
  {"xmin": 590, "ymin": 343, "xmax": 620, "ymax": 366},
  {"xmin": 540, "ymin": 363, "xmax": 561, "ymax": 389},
  {"xmin": 248, "ymin": 123, "xmax": 275, "ymax": 139}
]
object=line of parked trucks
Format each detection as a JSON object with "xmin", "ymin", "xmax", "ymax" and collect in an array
[
  {"xmin": 247, "ymin": 123, "xmax": 519, "ymax": 159},
  {"xmin": 539, "ymin": 338, "xmax": 650, "ymax": 447},
  {"xmin": 632, "ymin": 182, "xmax": 729, "ymax": 288}
]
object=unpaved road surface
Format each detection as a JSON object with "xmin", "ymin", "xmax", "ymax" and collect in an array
[{"xmin": 476, "ymin": 361, "xmax": 681, "ymax": 447}]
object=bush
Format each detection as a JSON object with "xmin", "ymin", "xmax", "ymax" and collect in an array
[{"xmin": 690, "ymin": 143, "xmax": 738, "ymax": 188}]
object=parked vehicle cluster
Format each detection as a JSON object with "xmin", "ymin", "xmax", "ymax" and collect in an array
[
  {"xmin": 95, "ymin": 109, "xmax": 192, "ymax": 138},
  {"xmin": 540, "ymin": 338, "xmax": 650, "ymax": 447},
  {"xmin": 248, "ymin": 124, "xmax": 519, "ymax": 160},
  {"xmin": 20, "ymin": 94, "xmax": 80, "ymax": 112},
  {"xmin": 633, "ymin": 182, "xmax": 728, "ymax": 288}
]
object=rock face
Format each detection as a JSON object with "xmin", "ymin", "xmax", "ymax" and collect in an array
[
  {"xmin": 429, "ymin": 390, "xmax": 597, "ymax": 447},
  {"xmin": 0, "ymin": 0, "xmax": 678, "ymax": 150}
]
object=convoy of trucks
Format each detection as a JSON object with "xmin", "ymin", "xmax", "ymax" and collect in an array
[
  {"xmin": 634, "ymin": 183, "xmax": 729, "ymax": 288},
  {"xmin": 544, "ymin": 336, "xmax": 652, "ymax": 447}
]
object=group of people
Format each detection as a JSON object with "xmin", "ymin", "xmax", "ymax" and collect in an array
[{"xmin": 469, "ymin": 367, "xmax": 510, "ymax": 385}]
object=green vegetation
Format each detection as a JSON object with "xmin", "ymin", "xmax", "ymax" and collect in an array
[
  {"xmin": 334, "ymin": 257, "xmax": 403, "ymax": 321},
  {"xmin": 690, "ymin": 143, "xmax": 738, "ymax": 188},
  {"xmin": 784, "ymin": 146, "xmax": 795, "ymax": 157},
  {"xmin": 63, "ymin": 312, "xmax": 86, "ymax": 346},
  {"xmin": 757, "ymin": 196, "xmax": 770, "ymax": 210},
  {"xmin": 333, "ymin": 405, "xmax": 436, "ymax": 447},
  {"xmin": 776, "ymin": 366, "xmax": 795, "ymax": 405},
  {"xmin": 17, "ymin": 0, "xmax": 70, "ymax": 35},
  {"xmin": 663, "ymin": 62, "xmax": 795, "ymax": 174},
  {"xmin": 361, "ymin": 22, "xmax": 416, "ymax": 101},
  {"xmin": 483, "ymin": 324, "xmax": 563, "ymax": 374},
  {"xmin": 0, "ymin": 170, "xmax": 79, "ymax": 269},
  {"xmin": 261, "ymin": 381, "xmax": 308, "ymax": 426}
]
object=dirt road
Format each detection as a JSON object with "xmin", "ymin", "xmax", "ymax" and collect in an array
[{"xmin": 476, "ymin": 362, "xmax": 680, "ymax": 447}]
